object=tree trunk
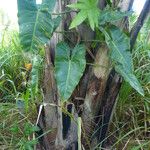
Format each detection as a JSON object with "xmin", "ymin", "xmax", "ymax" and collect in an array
[{"xmin": 36, "ymin": 0, "xmax": 147, "ymax": 149}]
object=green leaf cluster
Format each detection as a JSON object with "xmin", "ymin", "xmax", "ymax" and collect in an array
[
  {"xmin": 68, "ymin": 0, "xmax": 100, "ymax": 30},
  {"xmin": 17, "ymin": 0, "xmax": 144, "ymax": 101}
]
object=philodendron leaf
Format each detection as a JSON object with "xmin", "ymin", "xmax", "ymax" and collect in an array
[
  {"xmin": 17, "ymin": 0, "xmax": 60, "ymax": 53},
  {"xmin": 55, "ymin": 42, "xmax": 86, "ymax": 101},
  {"xmin": 100, "ymin": 26, "xmax": 144, "ymax": 96}
]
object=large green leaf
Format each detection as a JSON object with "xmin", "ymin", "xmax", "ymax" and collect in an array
[
  {"xmin": 17, "ymin": 0, "xmax": 60, "ymax": 53},
  {"xmin": 100, "ymin": 26, "xmax": 144, "ymax": 96},
  {"xmin": 55, "ymin": 42, "xmax": 86, "ymax": 101}
]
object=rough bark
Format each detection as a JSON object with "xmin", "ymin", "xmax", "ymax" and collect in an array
[
  {"xmin": 91, "ymin": 70, "xmax": 122, "ymax": 148},
  {"xmin": 81, "ymin": 0, "xmax": 134, "ymax": 149},
  {"xmin": 36, "ymin": 46, "xmax": 59, "ymax": 150},
  {"xmin": 81, "ymin": 45, "xmax": 111, "ymax": 149}
]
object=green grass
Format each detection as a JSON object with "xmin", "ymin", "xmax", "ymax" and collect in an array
[
  {"xmin": 0, "ymin": 29, "xmax": 41, "ymax": 149},
  {"xmin": 0, "ymin": 103, "xmax": 39, "ymax": 150}
]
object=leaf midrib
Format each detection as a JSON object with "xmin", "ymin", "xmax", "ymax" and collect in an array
[
  {"xmin": 64, "ymin": 60, "xmax": 71, "ymax": 100},
  {"xmin": 30, "ymin": 6, "xmax": 40, "ymax": 51}
]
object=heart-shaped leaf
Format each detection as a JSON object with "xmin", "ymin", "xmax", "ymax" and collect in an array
[{"xmin": 55, "ymin": 42, "xmax": 86, "ymax": 101}]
